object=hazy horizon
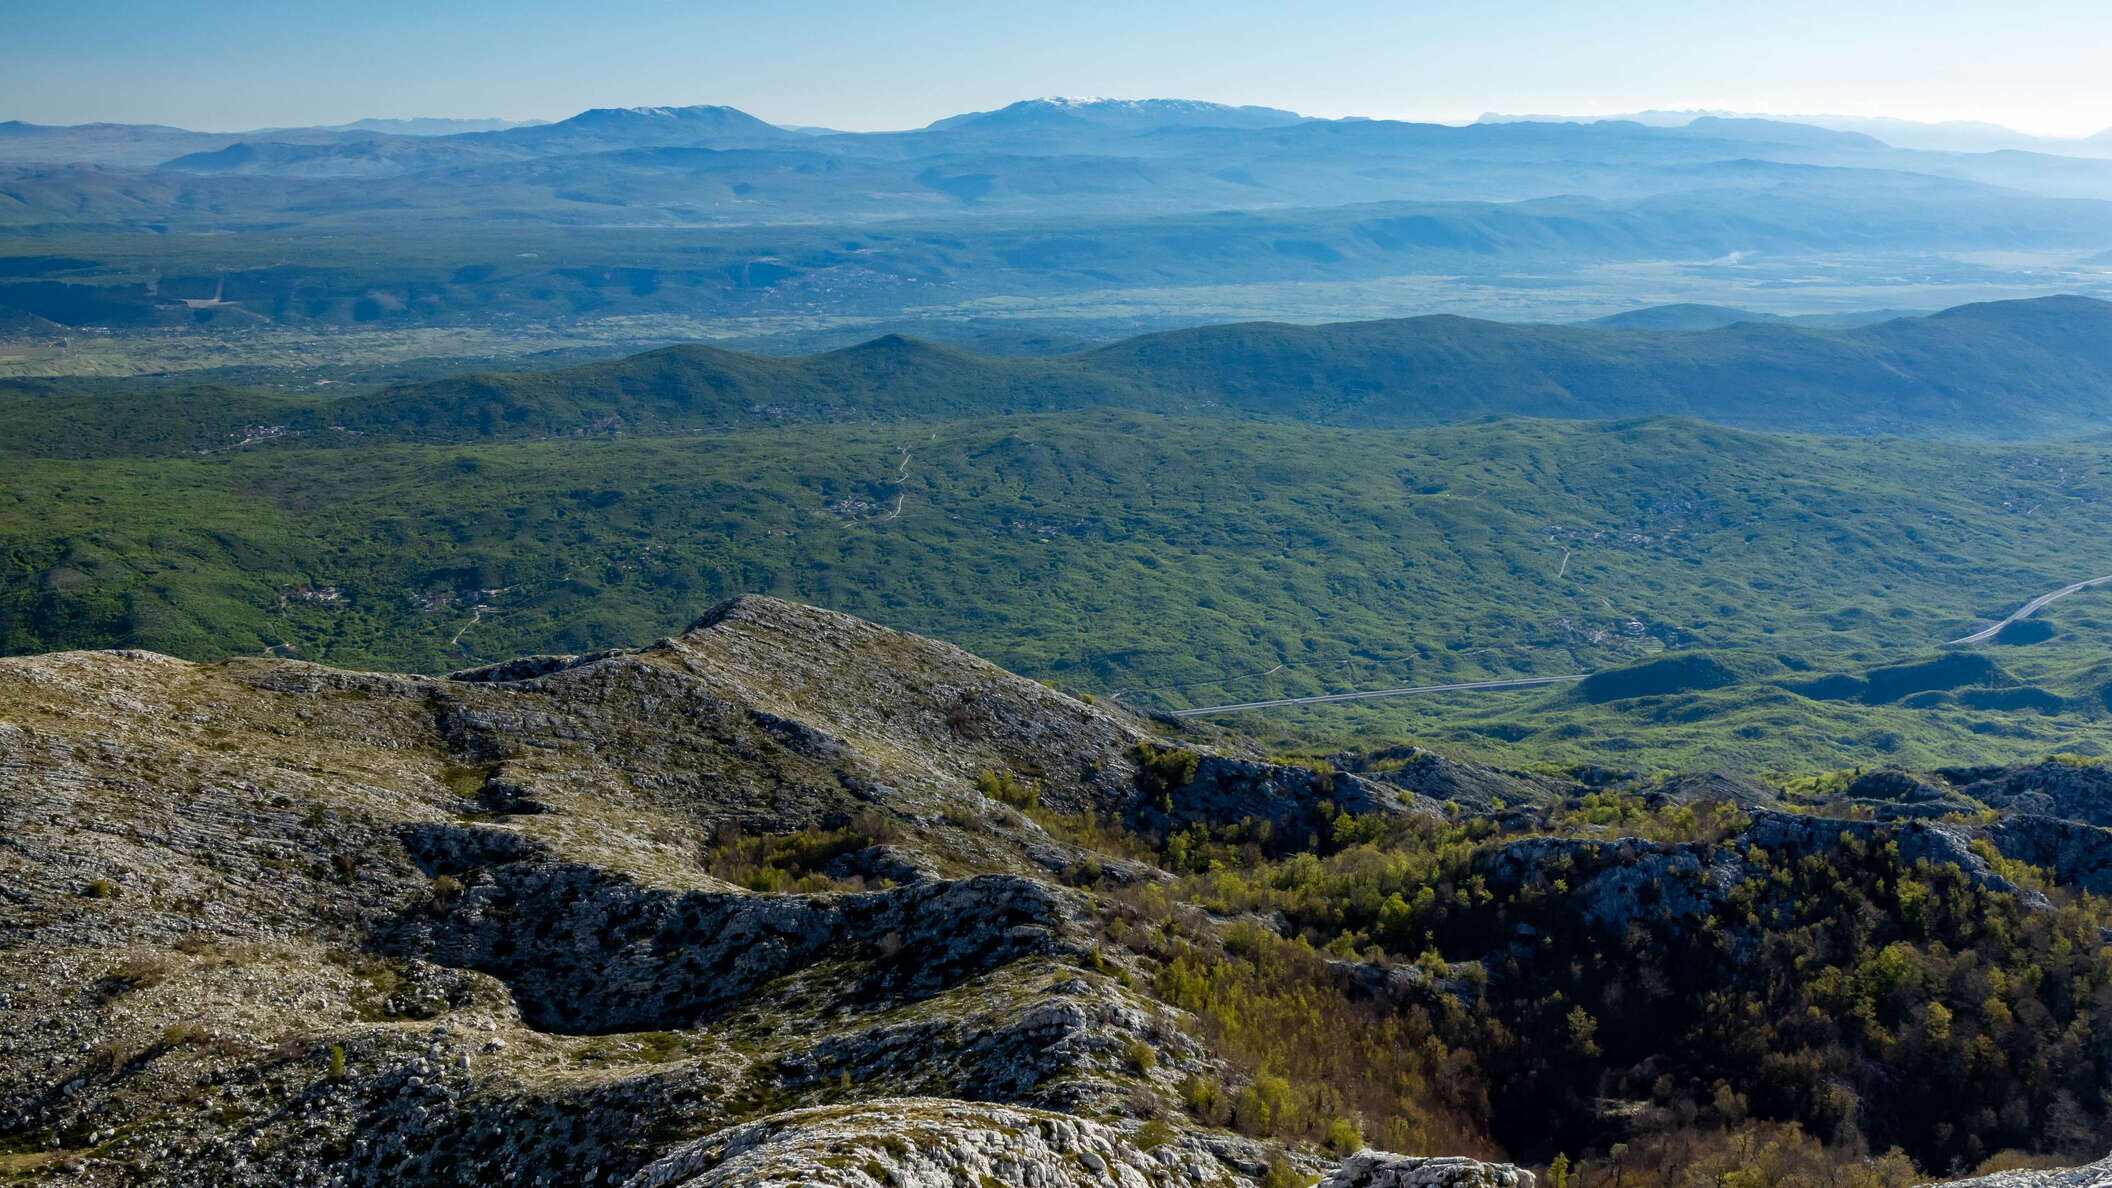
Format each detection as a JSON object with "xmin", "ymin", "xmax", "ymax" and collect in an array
[
  {"xmin": 9, "ymin": 0, "xmax": 2112, "ymax": 137},
  {"xmin": 7, "ymin": 96, "xmax": 2112, "ymax": 141}
]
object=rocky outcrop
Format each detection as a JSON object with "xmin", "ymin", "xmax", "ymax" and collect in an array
[
  {"xmin": 1478, "ymin": 835, "xmax": 1722, "ymax": 931},
  {"xmin": 822, "ymin": 843, "xmax": 938, "ymax": 885},
  {"xmin": 1323, "ymin": 1150, "xmax": 1536, "ymax": 1188},
  {"xmin": 1644, "ymin": 769, "xmax": 1779, "ymax": 808},
  {"xmin": 778, "ymin": 971, "xmax": 1209, "ymax": 1111},
  {"xmin": 1354, "ymin": 747, "xmax": 1570, "ymax": 811},
  {"xmin": 1741, "ymin": 811, "xmax": 2048, "ymax": 905},
  {"xmin": 1928, "ymin": 1152, "xmax": 2112, "ymax": 1187},
  {"xmin": 1329, "ymin": 956, "xmax": 1486, "ymax": 1009},
  {"xmin": 1476, "ymin": 808, "xmax": 2059, "ymax": 939},
  {"xmin": 0, "ymin": 602, "xmax": 1314, "ymax": 1187},
  {"xmin": 1982, "ymin": 816, "xmax": 2112, "ymax": 896},
  {"xmin": 1148, "ymin": 754, "xmax": 1420, "ymax": 831},
  {"xmin": 1844, "ymin": 769, "xmax": 1950, "ymax": 804},
  {"xmin": 1939, "ymin": 761, "xmax": 2112, "ymax": 827},
  {"xmin": 624, "ymin": 1099, "xmax": 1283, "ymax": 1188},
  {"xmin": 391, "ymin": 831, "xmax": 1078, "ymax": 1032}
]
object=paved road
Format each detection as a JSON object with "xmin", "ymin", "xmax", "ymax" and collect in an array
[
  {"xmin": 1171, "ymin": 674, "xmax": 1589, "ymax": 717},
  {"xmin": 1950, "ymin": 574, "xmax": 2112, "ymax": 645}
]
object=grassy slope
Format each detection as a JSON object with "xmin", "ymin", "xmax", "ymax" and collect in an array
[{"xmin": 7, "ymin": 411, "xmax": 2112, "ymax": 771}]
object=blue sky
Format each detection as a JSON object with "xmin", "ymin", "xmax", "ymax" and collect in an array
[{"xmin": 6, "ymin": 0, "xmax": 2112, "ymax": 135}]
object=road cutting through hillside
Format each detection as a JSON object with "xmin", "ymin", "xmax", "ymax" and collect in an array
[{"xmin": 1950, "ymin": 573, "xmax": 2112, "ymax": 645}]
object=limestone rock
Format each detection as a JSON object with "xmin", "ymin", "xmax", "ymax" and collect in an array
[
  {"xmin": 1353, "ymin": 746, "xmax": 1570, "ymax": 812},
  {"xmin": 1645, "ymin": 769, "xmax": 1780, "ymax": 808},
  {"xmin": 1928, "ymin": 1151, "xmax": 2112, "ymax": 1187},
  {"xmin": 1982, "ymin": 816, "xmax": 2112, "ymax": 896},
  {"xmin": 1940, "ymin": 761, "xmax": 2112, "ymax": 827},
  {"xmin": 1150, "ymin": 754, "xmax": 1411, "ymax": 831},
  {"xmin": 1322, "ymin": 1148, "xmax": 1536, "ymax": 1188},
  {"xmin": 624, "ymin": 1098, "xmax": 1264, "ymax": 1187}
]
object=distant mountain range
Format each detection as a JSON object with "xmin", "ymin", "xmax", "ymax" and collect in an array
[
  {"xmin": 7, "ymin": 98, "xmax": 2112, "ymax": 204},
  {"xmin": 924, "ymin": 96, "xmax": 1309, "ymax": 132},
  {"xmin": 254, "ymin": 116, "xmax": 546, "ymax": 136},
  {"xmin": 459, "ymin": 104, "xmax": 797, "ymax": 150},
  {"xmin": 5, "ymin": 97, "xmax": 2111, "ymax": 340},
  {"xmin": 11, "ymin": 99, "xmax": 2112, "ymax": 233},
  {"xmin": 1478, "ymin": 109, "xmax": 2112, "ymax": 156}
]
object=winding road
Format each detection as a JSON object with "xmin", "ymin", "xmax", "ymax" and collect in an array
[
  {"xmin": 1169, "ymin": 571, "xmax": 2112, "ymax": 717},
  {"xmin": 1170, "ymin": 674, "xmax": 1589, "ymax": 717},
  {"xmin": 1949, "ymin": 573, "xmax": 2112, "ymax": 645},
  {"xmin": 844, "ymin": 446, "xmax": 912, "ymax": 524}
]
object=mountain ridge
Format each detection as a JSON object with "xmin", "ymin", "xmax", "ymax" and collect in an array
[
  {"xmin": 925, "ymin": 96, "xmax": 1310, "ymax": 133},
  {"xmin": 5, "ymin": 595, "xmax": 2112, "ymax": 1183},
  {"xmin": 286, "ymin": 294, "xmax": 2112, "ymax": 444},
  {"xmin": 9, "ymin": 295, "xmax": 2112, "ymax": 455}
]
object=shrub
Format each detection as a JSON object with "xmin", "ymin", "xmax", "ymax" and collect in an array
[
  {"xmin": 1133, "ymin": 1119, "xmax": 1176, "ymax": 1149},
  {"xmin": 428, "ymin": 873, "xmax": 466, "ymax": 907},
  {"xmin": 103, "ymin": 953, "xmax": 174, "ymax": 996},
  {"xmin": 1131, "ymin": 742, "xmax": 1201, "ymax": 798},
  {"xmin": 1260, "ymin": 1158, "xmax": 1310, "ymax": 1188},
  {"xmin": 1124, "ymin": 1036, "xmax": 1158, "ymax": 1072}
]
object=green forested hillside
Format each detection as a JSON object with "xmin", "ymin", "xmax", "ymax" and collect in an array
[
  {"xmin": 263, "ymin": 293, "xmax": 2112, "ymax": 442},
  {"xmin": 11, "ymin": 296, "xmax": 2107, "ymax": 454},
  {"xmin": 8, "ymin": 412, "xmax": 2112, "ymax": 770}
]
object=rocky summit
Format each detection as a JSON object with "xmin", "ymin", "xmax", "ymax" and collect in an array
[
  {"xmin": 2, "ymin": 596, "xmax": 2111, "ymax": 1185},
  {"xmin": 0, "ymin": 596, "xmax": 1471, "ymax": 1186}
]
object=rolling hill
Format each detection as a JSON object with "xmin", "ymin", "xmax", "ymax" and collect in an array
[
  {"xmin": 1579, "ymin": 305, "xmax": 1927, "ymax": 330},
  {"xmin": 247, "ymin": 295, "xmax": 2112, "ymax": 444},
  {"xmin": 8, "ymin": 410, "xmax": 2112, "ymax": 771},
  {"xmin": 9, "ymin": 296, "xmax": 2112, "ymax": 452}
]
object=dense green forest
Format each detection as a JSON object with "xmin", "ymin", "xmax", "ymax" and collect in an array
[
  {"xmin": 808, "ymin": 768, "xmax": 2112, "ymax": 1183},
  {"xmin": 1139, "ymin": 801, "xmax": 2112, "ymax": 1171}
]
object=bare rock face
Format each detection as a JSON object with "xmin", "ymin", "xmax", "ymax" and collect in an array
[
  {"xmin": 1739, "ymin": 812, "xmax": 2041, "ymax": 901},
  {"xmin": 1644, "ymin": 769, "xmax": 1780, "ymax": 808},
  {"xmin": 624, "ymin": 1098, "xmax": 1285, "ymax": 1187},
  {"xmin": 1351, "ymin": 746, "xmax": 1569, "ymax": 812},
  {"xmin": 1474, "ymin": 806, "xmax": 2070, "ymax": 941},
  {"xmin": 0, "ymin": 597, "xmax": 1358, "ymax": 1186},
  {"xmin": 388, "ymin": 835, "xmax": 1079, "ymax": 1033},
  {"xmin": 1476, "ymin": 834, "xmax": 1722, "ymax": 933},
  {"xmin": 1145, "ymin": 754, "xmax": 1416, "ymax": 832},
  {"xmin": 1322, "ymin": 1149, "xmax": 1537, "ymax": 1188},
  {"xmin": 1940, "ymin": 761, "xmax": 2112, "ymax": 827},
  {"xmin": 1843, "ymin": 769, "xmax": 1950, "ymax": 804},
  {"xmin": 1928, "ymin": 1152, "xmax": 2112, "ymax": 1187},
  {"xmin": 1982, "ymin": 816, "xmax": 2112, "ymax": 896}
]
